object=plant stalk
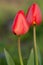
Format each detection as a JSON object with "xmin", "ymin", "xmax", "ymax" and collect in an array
[
  {"xmin": 33, "ymin": 25, "xmax": 38, "ymax": 65},
  {"xmin": 18, "ymin": 36, "xmax": 24, "ymax": 65}
]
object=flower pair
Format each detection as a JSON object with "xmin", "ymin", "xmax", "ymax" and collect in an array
[
  {"xmin": 11, "ymin": 3, "xmax": 42, "ymax": 65},
  {"xmin": 12, "ymin": 3, "xmax": 42, "ymax": 36}
]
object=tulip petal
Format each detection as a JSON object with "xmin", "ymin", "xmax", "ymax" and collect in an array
[
  {"xmin": 12, "ymin": 10, "xmax": 29, "ymax": 35},
  {"xmin": 26, "ymin": 3, "xmax": 42, "ymax": 25}
]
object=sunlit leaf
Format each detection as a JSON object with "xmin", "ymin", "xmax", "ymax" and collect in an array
[
  {"xmin": 27, "ymin": 48, "xmax": 34, "ymax": 65},
  {"xmin": 4, "ymin": 48, "xmax": 15, "ymax": 65}
]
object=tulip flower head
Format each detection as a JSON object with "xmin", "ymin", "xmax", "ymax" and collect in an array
[
  {"xmin": 12, "ymin": 10, "xmax": 29, "ymax": 36},
  {"xmin": 26, "ymin": 3, "xmax": 42, "ymax": 26}
]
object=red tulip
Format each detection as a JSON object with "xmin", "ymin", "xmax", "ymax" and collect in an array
[
  {"xmin": 26, "ymin": 3, "xmax": 42, "ymax": 26},
  {"xmin": 12, "ymin": 10, "xmax": 29, "ymax": 36}
]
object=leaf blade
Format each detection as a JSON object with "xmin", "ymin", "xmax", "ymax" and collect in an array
[
  {"xmin": 4, "ymin": 48, "xmax": 15, "ymax": 65},
  {"xmin": 27, "ymin": 48, "xmax": 34, "ymax": 65}
]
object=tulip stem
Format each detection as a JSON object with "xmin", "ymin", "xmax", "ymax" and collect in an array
[
  {"xmin": 33, "ymin": 25, "xmax": 38, "ymax": 65},
  {"xmin": 18, "ymin": 36, "xmax": 24, "ymax": 65}
]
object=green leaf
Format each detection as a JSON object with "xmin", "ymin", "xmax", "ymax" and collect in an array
[
  {"xmin": 4, "ymin": 48, "xmax": 15, "ymax": 65},
  {"xmin": 27, "ymin": 48, "xmax": 34, "ymax": 65},
  {"xmin": 27, "ymin": 47, "xmax": 42, "ymax": 65}
]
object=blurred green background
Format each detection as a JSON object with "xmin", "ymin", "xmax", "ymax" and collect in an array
[{"xmin": 0, "ymin": 0, "xmax": 43, "ymax": 65}]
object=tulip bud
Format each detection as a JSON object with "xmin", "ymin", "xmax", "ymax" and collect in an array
[
  {"xmin": 12, "ymin": 10, "xmax": 29, "ymax": 36},
  {"xmin": 26, "ymin": 3, "xmax": 42, "ymax": 26}
]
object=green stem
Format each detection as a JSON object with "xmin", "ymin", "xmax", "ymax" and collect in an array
[
  {"xmin": 33, "ymin": 25, "xmax": 38, "ymax": 65},
  {"xmin": 18, "ymin": 36, "xmax": 24, "ymax": 65}
]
